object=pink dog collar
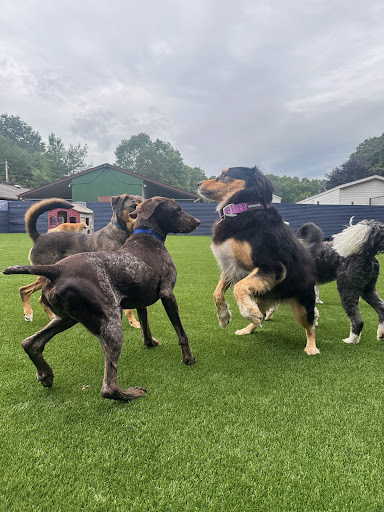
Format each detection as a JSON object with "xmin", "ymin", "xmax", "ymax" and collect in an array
[{"xmin": 219, "ymin": 202, "xmax": 269, "ymax": 220}]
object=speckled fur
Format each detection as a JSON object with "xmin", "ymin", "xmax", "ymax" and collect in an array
[
  {"xmin": 298, "ymin": 220, "xmax": 384, "ymax": 344},
  {"xmin": 4, "ymin": 197, "xmax": 200, "ymax": 402}
]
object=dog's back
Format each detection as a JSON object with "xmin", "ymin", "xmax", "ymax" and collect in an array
[{"xmin": 27, "ymin": 195, "xmax": 141, "ymax": 265}]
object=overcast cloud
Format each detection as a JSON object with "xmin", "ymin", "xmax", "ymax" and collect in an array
[{"xmin": 1, "ymin": 0, "xmax": 383, "ymax": 180}]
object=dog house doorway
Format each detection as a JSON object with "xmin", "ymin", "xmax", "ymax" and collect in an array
[{"xmin": 48, "ymin": 203, "xmax": 94, "ymax": 233}]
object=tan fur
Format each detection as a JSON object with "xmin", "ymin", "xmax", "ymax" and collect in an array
[
  {"xmin": 198, "ymin": 176, "xmax": 246, "ymax": 207},
  {"xmin": 291, "ymin": 300, "xmax": 320, "ymax": 355},
  {"xmin": 233, "ymin": 268, "xmax": 284, "ymax": 326},
  {"xmin": 49, "ymin": 222, "xmax": 87, "ymax": 232}
]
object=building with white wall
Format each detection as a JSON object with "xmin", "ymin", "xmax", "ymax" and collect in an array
[{"xmin": 297, "ymin": 175, "xmax": 384, "ymax": 205}]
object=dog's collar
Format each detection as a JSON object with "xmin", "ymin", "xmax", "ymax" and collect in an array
[
  {"xmin": 133, "ymin": 228, "xmax": 165, "ymax": 242},
  {"xmin": 112, "ymin": 221, "xmax": 129, "ymax": 232},
  {"xmin": 218, "ymin": 202, "xmax": 270, "ymax": 220}
]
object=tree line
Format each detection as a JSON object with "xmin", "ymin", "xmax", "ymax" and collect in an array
[{"xmin": 1, "ymin": 113, "xmax": 383, "ymax": 201}]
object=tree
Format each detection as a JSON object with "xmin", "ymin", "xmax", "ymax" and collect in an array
[
  {"xmin": 325, "ymin": 132, "xmax": 384, "ymax": 189},
  {"xmin": 45, "ymin": 133, "xmax": 88, "ymax": 181},
  {"xmin": 0, "ymin": 114, "xmax": 44, "ymax": 154},
  {"xmin": 267, "ymin": 174, "xmax": 323, "ymax": 203},
  {"xmin": 114, "ymin": 132, "xmax": 207, "ymax": 192}
]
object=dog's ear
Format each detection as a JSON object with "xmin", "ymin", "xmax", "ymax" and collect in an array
[
  {"xmin": 136, "ymin": 196, "xmax": 166, "ymax": 220},
  {"xmin": 110, "ymin": 195, "xmax": 124, "ymax": 210}
]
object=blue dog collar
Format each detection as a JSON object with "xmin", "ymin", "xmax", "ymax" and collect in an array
[
  {"xmin": 112, "ymin": 221, "xmax": 128, "ymax": 232},
  {"xmin": 133, "ymin": 228, "xmax": 165, "ymax": 242}
]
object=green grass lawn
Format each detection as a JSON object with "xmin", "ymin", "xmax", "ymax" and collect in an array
[{"xmin": 0, "ymin": 233, "xmax": 383, "ymax": 511}]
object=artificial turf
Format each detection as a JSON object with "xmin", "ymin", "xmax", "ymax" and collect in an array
[{"xmin": 0, "ymin": 233, "xmax": 382, "ymax": 511}]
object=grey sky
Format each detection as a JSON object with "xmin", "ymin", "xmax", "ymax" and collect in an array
[{"xmin": 1, "ymin": 0, "xmax": 383, "ymax": 180}]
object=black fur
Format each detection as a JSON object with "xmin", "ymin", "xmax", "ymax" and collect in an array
[
  {"xmin": 198, "ymin": 166, "xmax": 319, "ymax": 354},
  {"xmin": 298, "ymin": 221, "xmax": 384, "ymax": 343}
]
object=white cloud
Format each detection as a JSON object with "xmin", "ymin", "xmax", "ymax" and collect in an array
[{"xmin": 0, "ymin": 0, "xmax": 383, "ymax": 180}]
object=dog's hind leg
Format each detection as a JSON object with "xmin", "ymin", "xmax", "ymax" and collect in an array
[
  {"xmin": 291, "ymin": 299, "xmax": 319, "ymax": 355},
  {"xmin": 136, "ymin": 307, "xmax": 160, "ymax": 347},
  {"xmin": 19, "ymin": 276, "xmax": 46, "ymax": 321},
  {"xmin": 123, "ymin": 309, "xmax": 140, "ymax": 329},
  {"xmin": 361, "ymin": 286, "xmax": 384, "ymax": 340},
  {"xmin": 94, "ymin": 312, "xmax": 147, "ymax": 401},
  {"xmin": 22, "ymin": 316, "xmax": 78, "ymax": 388},
  {"xmin": 161, "ymin": 292, "xmax": 195, "ymax": 365},
  {"xmin": 213, "ymin": 272, "xmax": 232, "ymax": 327}
]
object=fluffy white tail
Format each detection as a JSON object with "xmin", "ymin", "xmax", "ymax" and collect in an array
[{"xmin": 332, "ymin": 219, "xmax": 372, "ymax": 257}]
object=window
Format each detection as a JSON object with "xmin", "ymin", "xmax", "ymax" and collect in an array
[{"xmin": 50, "ymin": 216, "xmax": 56, "ymax": 226}]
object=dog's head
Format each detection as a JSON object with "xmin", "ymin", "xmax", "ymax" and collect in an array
[
  {"xmin": 111, "ymin": 194, "xmax": 143, "ymax": 232},
  {"xmin": 131, "ymin": 196, "xmax": 200, "ymax": 235},
  {"xmin": 197, "ymin": 166, "xmax": 274, "ymax": 208},
  {"xmin": 296, "ymin": 222, "xmax": 324, "ymax": 247}
]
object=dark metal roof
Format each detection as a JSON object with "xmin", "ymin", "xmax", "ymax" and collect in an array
[{"xmin": 18, "ymin": 163, "xmax": 198, "ymax": 200}]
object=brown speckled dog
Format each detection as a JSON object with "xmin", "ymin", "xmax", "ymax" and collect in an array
[{"xmin": 4, "ymin": 197, "xmax": 200, "ymax": 401}]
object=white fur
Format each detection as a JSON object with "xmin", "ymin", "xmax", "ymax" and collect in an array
[
  {"xmin": 343, "ymin": 331, "xmax": 361, "ymax": 344},
  {"xmin": 377, "ymin": 322, "xmax": 384, "ymax": 340},
  {"xmin": 211, "ymin": 241, "xmax": 250, "ymax": 283},
  {"xmin": 332, "ymin": 220, "xmax": 371, "ymax": 258}
]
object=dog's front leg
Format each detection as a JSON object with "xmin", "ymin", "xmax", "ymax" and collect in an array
[
  {"xmin": 136, "ymin": 308, "xmax": 160, "ymax": 347},
  {"xmin": 213, "ymin": 273, "xmax": 232, "ymax": 327},
  {"xmin": 161, "ymin": 292, "xmax": 195, "ymax": 365}
]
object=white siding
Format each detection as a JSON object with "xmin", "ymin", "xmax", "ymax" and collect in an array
[
  {"xmin": 340, "ymin": 179, "xmax": 384, "ymax": 205},
  {"xmin": 299, "ymin": 188, "xmax": 340, "ymax": 204}
]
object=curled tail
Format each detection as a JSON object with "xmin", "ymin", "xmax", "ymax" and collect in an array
[
  {"xmin": 3, "ymin": 264, "xmax": 60, "ymax": 282},
  {"xmin": 25, "ymin": 198, "xmax": 73, "ymax": 242}
]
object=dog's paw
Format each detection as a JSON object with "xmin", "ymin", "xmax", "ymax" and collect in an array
[
  {"xmin": 102, "ymin": 386, "xmax": 147, "ymax": 401},
  {"xmin": 217, "ymin": 307, "xmax": 231, "ymax": 328},
  {"xmin": 304, "ymin": 346, "xmax": 320, "ymax": 355},
  {"xmin": 316, "ymin": 299, "xmax": 323, "ymax": 304},
  {"xmin": 24, "ymin": 314, "xmax": 33, "ymax": 322},
  {"xmin": 343, "ymin": 333, "xmax": 361, "ymax": 344},
  {"xmin": 377, "ymin": 323, "xmax": 384, "ymax": 340},
  {"xmin": 235, "ymin": 323, "xmax": 259, "ymax": 335},
  {"xmin": 144, "ymin": 338, "xmax": 161, "ymax": 347},
  {"xmin": 36, "ymin": 371, "xmax": 54, "ymax": 387}
]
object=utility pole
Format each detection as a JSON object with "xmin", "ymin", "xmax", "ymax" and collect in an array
[{"xmin": 5, "ymin": 159, "xmax": 9, "ymax": 183}]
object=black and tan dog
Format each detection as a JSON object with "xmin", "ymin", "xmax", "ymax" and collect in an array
[
  {"xmin": 4, "ymin": 197, "xmax": 200, "ymax": 401},
  {"xmin": 19, "ymin": 195, "xmax": 142, "ymax": 328},
  {"xmin": 297, "ymin": 220, "xmax": 384, "ymax": 344},
  {"xmin": 198, "ymin": 166, "xmax": 320, "ymax": 355}
]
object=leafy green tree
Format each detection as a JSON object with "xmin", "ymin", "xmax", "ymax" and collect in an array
[
  {"xmin": 45, "ymin": 133, "xmax": 88, "ymax": 181},
  {"xmin": 267, "ymin": 174, "xmax": 323, "ymax": 203},
  {"xmin": 114, "ymin": 132, "xmax": 207, "ymax": 192},
  {"xmin": 0, "ymin": 114, "xmax": 44, "ymax": 154},
  {"xmin": 325, "ymin": 132, "xmax": 384, "ymax": 189}
]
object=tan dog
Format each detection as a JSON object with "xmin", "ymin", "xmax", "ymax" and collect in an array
[{"xmin": 49, "ymin": 222, "xmax": 87, "ymax": 232}]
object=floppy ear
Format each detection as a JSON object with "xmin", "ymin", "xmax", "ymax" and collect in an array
[{"xmin": 136, "ymin": 196, "xmax": 165, "ymax": 220}]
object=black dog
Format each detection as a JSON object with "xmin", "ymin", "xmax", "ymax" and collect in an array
[
  {"xmin": 198, "ymin": 166, "xmax": 320, "ymax": 355},
  {"xmin": 297, "ymin": 220, "xmax": 384, "ymax": 344},
  {"xmin": 4, "ymin": 197, "xmax": 200, "ymax": 401}
]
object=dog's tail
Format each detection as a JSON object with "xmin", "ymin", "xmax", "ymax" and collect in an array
[
  {"xmin": 3, "ymin": 264, "xmax": 59, "ymax": 282},
  {"xmin": 332, "ymin": 220, "xmax": 374, "ymax": 258},
  {"xmin": 296, "ymin": 222, "xmax": 324, "ymax": 248},
  {"xmin": 25, "ymin": 198, "xmax": 73, "ymax": 242}
]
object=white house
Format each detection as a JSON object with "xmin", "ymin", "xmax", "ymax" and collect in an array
[
  {"xmin": 297, "ymin": 175, "xmax": 384, "ymax": 205},
  {"xmin": 272, "ymin": 194, "xmax": 282, "ymax": 203}
]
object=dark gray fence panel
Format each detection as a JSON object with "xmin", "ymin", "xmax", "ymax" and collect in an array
[
  {"xmin": 8, "ymin": 201, "xmax": 48, "ymax": 234},
  {"xmin": 0, "ymin": 211, "xmax": 8, "ymax": 232},
  {"xmin": 4, "ymin": 200, "xmax": 384, "ymax": 239},
  {"xmin": 274, "ymin": 204, "xmax": 384, "ymax": 239}
]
